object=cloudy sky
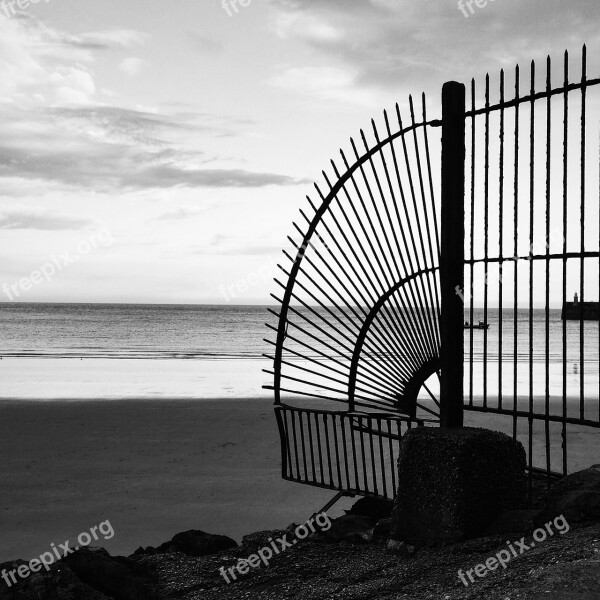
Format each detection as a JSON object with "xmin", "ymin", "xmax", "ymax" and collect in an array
[{"xmin": 0, "ymin": 0, "xmax": 598, "ymax": 303}]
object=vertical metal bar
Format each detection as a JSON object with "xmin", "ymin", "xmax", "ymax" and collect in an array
[
  {"xmin": 291, "ymin": 409, "xmax": 300, "ymax": 480},
  {"xmin": 499, "ymin": 70, "xmax": 505, "ymax": 411},
  {"xmin": 483, "ymin": 74, "xmax": 490, "ymax": 409},
  {"xmin": 470, "ymin": 79, "xmax": 476, "ymax": 408},
  {"xmin": 562, "ymin": 51, "xmax": 569, "ymax": 475},
  {"xmin": 314, "ymin": 408, "xmax": 325, "ymax": 485},
  {"xmin": 307, "ymin": 410, "xmax": 316, "ymax": 483},
  {"xmin": 275, "ymin": 407, "xmax": 289, "ymax": 480},
  {"xmin": 332, "ymin": 414, "xmax": 342, "ymax": 489},
  {"xmin": 368, "ymin": 416, "xmax": 377, "ymax": 496},
  {"xmin": 440, "ymin": 81, "xmax": 466, "ymax": 428},
  {"xmin": 545, "ymin": 56, "xmax": 552, "ymax": 483},
  {"xmin": 528, "ymin": 60, "xmax": 536, "ymax": 500},
  {"xmin": 340, "ymin": 414, "xmax": 351, "ymax": 490},
  {"xmin": 377, "ymin": 419, "xmax": 387, "ymax": 498},
  {"xmin": 513, "ymin": 65, "xmax": 521, "ymax": 441},
  {"xmin": 350, "ymin": 415, "xmax": 359, "ymax": 491},
  {"xmin": 323, "ymin": 413, "xmax": 334, "ymax": 487},
  {"xmin": 298, "ymin": 410, "xmax": 308, "ymax": 481},
  {"xmin": 580, "ymin": 45, "xmax": 587, "ymax": 420},
  {"xmin": 359, "ymin": 417, "xmax": 368, "ymax": 491},
  {"xmin": 387, "ymin": 419, "xmax": 397, "ymax": 494}
]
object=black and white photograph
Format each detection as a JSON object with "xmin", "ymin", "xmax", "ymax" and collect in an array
[{"xmin": 1, "ymin": 1, "xmax": 600, "ymax": 598}]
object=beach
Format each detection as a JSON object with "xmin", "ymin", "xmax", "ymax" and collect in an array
[
  {"xmin": 1, "ymin": 304, "xmax": 599, "ymax": 566},
  {"xmin": 2, "ymin": 396, "xmax": 600, "ymax": 566},
  {"xmin": 0, "ymin": 398, "xmax": 343, "ymax": 564}
]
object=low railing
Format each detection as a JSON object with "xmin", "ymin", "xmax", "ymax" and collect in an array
[{"xmin": 274, "ymin": 404, "xmax": 428, "ymax": 499}]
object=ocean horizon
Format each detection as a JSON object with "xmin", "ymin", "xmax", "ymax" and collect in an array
[{"xmin": 0, "ymin": 302, "xmax": 597, "ymax": 402}]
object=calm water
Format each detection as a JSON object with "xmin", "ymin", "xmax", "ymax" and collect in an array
[
  {"xmin": 0, "ymin": 303, "xmax": 597, "ymax": 400},
  {"xmin": 0, "ymin": 303, "xmax": 269, "ymax": 359}
]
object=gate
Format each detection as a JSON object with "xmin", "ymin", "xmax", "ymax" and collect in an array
[{"xmin": 265, "ymin": 45, "xmax": 600, "ymax": 502}]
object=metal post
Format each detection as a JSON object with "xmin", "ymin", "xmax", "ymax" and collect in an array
[{"xmin": 440, "ymin": 81, "xmax": 466, "ymax": 428}]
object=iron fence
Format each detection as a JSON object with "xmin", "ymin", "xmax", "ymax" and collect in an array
[{"xmin": 266, "ymin": 45, "xmax": 600, "ymax": 502}]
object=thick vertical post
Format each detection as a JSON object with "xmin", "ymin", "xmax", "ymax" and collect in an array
[{"xmin": 440, "ymin": 81, "xmax": 466, "ymax": 428}]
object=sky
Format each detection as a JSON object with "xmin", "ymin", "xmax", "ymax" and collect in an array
[{"xmin": 0, "ymin": 0, "xmax": 599, "ymax": 304}]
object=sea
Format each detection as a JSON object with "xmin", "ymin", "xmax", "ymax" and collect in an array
[{"xmin": 0, "ymin": 303, "xmax": 598, "ymax": 403}]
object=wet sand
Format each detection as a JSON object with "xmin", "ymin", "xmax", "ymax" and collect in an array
[
  {"xmin": 0, "ymin": 398, "xmax": 339, "ymax": 563},
  {"xmin": 1, "ymin": 397, "xmax": 599, "ymax": 564}
]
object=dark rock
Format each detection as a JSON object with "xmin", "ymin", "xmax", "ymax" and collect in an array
[
  {"xmin": 63, "ymin": 546, "xmax": 159, "ymax": 600},
  {"xmin": 390, "ymin": 427, "xmax": 526, "ymax": 545},
  {"xmin": 484, "ymin": 509, "xmax": 539, "ymax": 536},
  {"xmin": 131, "ymin": 545, "xmax": 157, "ymax": 557},
  {"xmin": 322, "ymin": 514, "xmax": 375, "ymax": 543},
  {"xmin": 536, "ymin": 466, "xmax": 600, "ymax": 526},
  {"xmin": 346, "ymin": 497, "xmax": 394, "ymax": 521},
  {"xmin": 241, "ymin": 529, "xmax": 291, "ymax": 553},
  {"xmin": 372, "ymin": 517, "xmax": 392, "ymax": 540},
  {"xmin": 386, "ymin": 539, "xmax": 416, "ymax": 555},
  {"xmin": 155, "ymin": 529, "xmax": 237, "ymax": 557},
  {"xmin": 0, "ymin": 558, "xmax": 109, "ymax": 599}
]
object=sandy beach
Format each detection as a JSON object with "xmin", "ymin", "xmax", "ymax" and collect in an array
[
  {"xmin": 0, "ymin": 398, "xmax": 342, "ymax": 564},
  {"xmin": 2, "ymin": 396, "xmax": 599, "ymax": 565}
]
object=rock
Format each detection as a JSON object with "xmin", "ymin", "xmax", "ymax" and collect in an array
[
  {"xmin": 241, "ymin": 529, "xmax": 291, "ymax": 553},
  {"xmin": 536, "ymin": 467, "xmax": 600, "ymax": 526},
  {"xmin": 346, "ymin": 497, "xmax": 394, "ymax": 521},
  {"xmin": 0, "ymin": 557, "xmax": 110, "ymax": 599},
  {"xmin": 390, "ymin": 427, "xmax": 527, "ymax": 545},
  {"xmin": 322, "ymin": 515, "xmax": 375, "ymax": 543},
  {"xmin": 132, "ymin": 545, "xmax": 156, "ymax": 557},
  {"xmin": 155, "ymin": 529, "xmax": 238, "ymax": 557},
  {"xmin": 63, "ymin": 546, "xmax": 159, "ymax": 600},
  {"xmin": 484, "ymin": 509, "xmax": 539, "ymax": 536},
  {"xmin": 386, "ymin": 539, "xmax": 416, "ymax": 556},
  {"xmin": 373, "ymin": 517, "xmax": 392, "ymax": 540}
]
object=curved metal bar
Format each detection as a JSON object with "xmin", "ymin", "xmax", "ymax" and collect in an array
[
  {"xmin": 273, "ymin": 117, "xmax": 438, "ymax": 404},
  {"xmin": 347, "ymin": 266, "xmax": 439, "ymax": 410}
]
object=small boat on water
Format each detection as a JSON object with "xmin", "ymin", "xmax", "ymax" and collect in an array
[{"xmin": 464, "ymin": 321, "xmax": 490, "ymax": 330}]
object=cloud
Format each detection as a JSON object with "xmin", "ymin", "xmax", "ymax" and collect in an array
[
  {"xmin": 0, "ymin": 19, "xmax": 302, "ymax": 192},
  {"xmin": 189, "ymin": 34, "xmax": 224, "ymax": 55},
  {"xmin": 70, "ymin": 29, "xmax": 149, "ymax": 50},
  {"xmin": 194, "ymin": 235, "xmax": 281, "ymax": 255},
  {"xmin": 270, "ymin": 0, "xmax": 600, "ymax": 97},
  {"xmin": 271, "ymin": 65, "xmax": 378, "ymax": 105},
  {"xmin": 119, "ymin": 57, "xmax": 144, "ymax": 76},
  {"xmin": 157, "ymin": 206, "xmax": 207, "ymax": 221},
  {"xmin": 0, "ymin": 209, "xmax": 90, "ymax": 230},
  {"xmin": 0, "ymin": 103, "xmax": 303, "ymax": 189}
]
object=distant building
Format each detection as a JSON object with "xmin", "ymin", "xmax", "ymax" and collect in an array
[{"xmin": 561, "ymin": 293, "xmax": 600, "ymax": 320}]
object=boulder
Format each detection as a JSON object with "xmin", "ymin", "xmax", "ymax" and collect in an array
[
  {"xmin": 373, "ymin": 517, "xmax": 392, "ymax": 540},
  {"xmin": 346, "ymin": 497, "xmax": 394, "ymax": 521},
  {"xmin": 536, "ymin": 466, "xmax": 600, "ymax": 526},
  {"xmin": 63, "ymin": 546, "xmax": 159, "ymax": 600},
  {"xmin": 0, "ymin": 557, "xmax": 110, "ymax": 599},
  {"xmin": 155, "ymin": 529, "xmax": 237, "ymax": 557},
  {"xmin": 321, "ymin": 515, "xmax": 375, "ymax": 543}
]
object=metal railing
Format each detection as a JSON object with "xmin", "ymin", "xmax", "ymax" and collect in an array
[
  {"xmin": 266, "ymin": 45, "xmax": 600, "ymax": 501},
  {"xmin": 463, "ymin": 47, "xmax": 600, "ymax": 493},
  {"xmin": 274, "ymin": 405, "xmax": 426, "ymax": 499}
]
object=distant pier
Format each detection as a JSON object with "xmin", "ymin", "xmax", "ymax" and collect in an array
[{"xmin": 561, "ymin": 293, "xmax": 600, "ymax": 320}]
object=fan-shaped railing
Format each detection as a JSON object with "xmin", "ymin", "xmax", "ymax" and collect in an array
[
  {"xmin": 266, "ymin": 45, "xmax": 600, "ymax": 503},
  {"xmin": 264, "ymin": 96, "xmax": 443, "ymax": 498}
]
